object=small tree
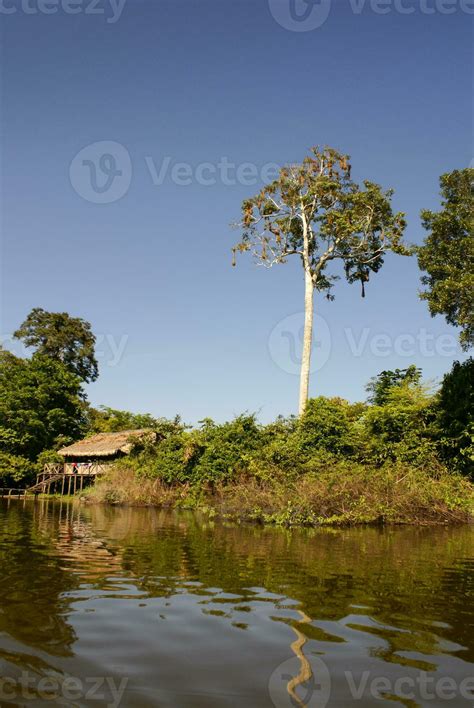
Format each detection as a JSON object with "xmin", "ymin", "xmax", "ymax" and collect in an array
[
  {"xmin": 366, "ymin": 365, "xmax": 422, "ymax": 406},
  {"xmin": 233, "ymin": 147, "xmax": 408, "ymax": 414},
  {"xmin": 0, "ymin": 350, "xmax": 86, "ymax": 462},
  {"xmin": 437, "ymin": 358, "xmax": 473, "ymax": 475},
  {"xmin": 14, "ymin": 307, "xmax": 98, "ymax": 383},
  {"xmin": 418, "ymin": 168, "xmax": 474, "ymax": 351},
  {"xmin": 364, "ymin": 381, "xmax": 437, "ymax": 466},
  {"xmin": 87, "ymin": 405, "xmax": 183, "ymax": 436}
]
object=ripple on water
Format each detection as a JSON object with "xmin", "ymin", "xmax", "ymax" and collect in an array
[{"xmin": 0, "ymin": 499, "xmax": 473, "ymax": 707}]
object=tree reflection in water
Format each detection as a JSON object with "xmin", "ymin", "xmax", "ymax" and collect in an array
[{"xmin": 0, "ymin": 499, "xmax": 472, "ymax": 707}]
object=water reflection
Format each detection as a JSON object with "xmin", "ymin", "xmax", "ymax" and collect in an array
[{"xmin": 0, "ymin": 499, "xmax": 473, "ymax": 706}]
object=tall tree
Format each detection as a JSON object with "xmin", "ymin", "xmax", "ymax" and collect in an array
[
  {"xmin": 14, "ymin": 308, "xmax": 99, "ymax": 383},
  {"xmin": 418, "ymin": 168, "xmax": 474, "ymax": 351},
  {"xmin": 233, "ymin": 146, "xmax": 408, "ymax": 414}
]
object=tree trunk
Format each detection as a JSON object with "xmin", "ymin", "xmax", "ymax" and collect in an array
[{"xmin": 298, "ymin": 266, "xmax": 314, "ymax": 415}]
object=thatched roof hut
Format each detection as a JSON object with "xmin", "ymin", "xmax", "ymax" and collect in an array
[{"xmin": 58, "ymin": 429, "xmax": 156, "ymax": 460}]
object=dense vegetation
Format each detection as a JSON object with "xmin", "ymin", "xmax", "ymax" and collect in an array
[
  {"xmin": 1, "ymin": 310, "xmax": 472, "ymax": 523},
  {"xmin": 0, "ymin": 350, "xmax": 87, "ymax": 483},
  {"xmin": 88, "ymin": 365, "xmax": 473, "ymax": 525},
  {"xmin": 0, "ymin": 166, "xmax": 472, "ymax": 525}
]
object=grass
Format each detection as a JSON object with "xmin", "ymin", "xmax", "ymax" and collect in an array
[{"xmin": 85, "ymin": 463, "xmax": 474, "ymax": 527}]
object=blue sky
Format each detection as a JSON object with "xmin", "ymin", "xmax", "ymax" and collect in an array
[{"xmin": 1, "ymin": 0, "xmax": 472, "ymax": 422}]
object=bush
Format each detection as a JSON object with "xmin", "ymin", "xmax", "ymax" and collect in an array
[
  {"xmin": 363, "ymin": 382, "xmax": 438, "ymax": 465},
  {"xmin": 297, "ymin": 396, "xmax": 364, "ymax": 457},
  {"xmin": 190, "ymin": 415, "xmax": 262, "ymax": 484},
  {"xmin": 128, "ymin": 415, "xmax": 263, "ymax": 486},
  {"xmin": 133, "ymin": 432, "xmax": 191, "ymax": 484},
  {"xmin": 89, "ymin": 458, "xmax": 473, "ymax": 526},
  {"xmin": 436, "ymin": 358, "xmax": 473, "ymax": 476},
  {"xmin": 0, "ymin": 453, "xmax": 33, "ymax": 486}
]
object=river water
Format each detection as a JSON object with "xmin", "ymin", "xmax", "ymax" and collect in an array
[{"xmin": 0, "ymin": 499, "xmax": 473, "ymax": 707}]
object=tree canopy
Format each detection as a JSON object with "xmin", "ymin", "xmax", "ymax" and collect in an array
[
  {"xmin": 14, "ymin": 308, "xmax": 99, "ymax": 383},
  {"xmin": 87, "ymin": 406, "xmax": 182, "ymax": 436},
  {"xmin": 0, "ymin": 351, "xmax": 86, "ymax": 483},
  {"xmin": 0, "ymin": 306, "xmax": 96, "ymax": 484},
  {"xmin": 418, "ymin": 168, "xmax": 474, "ymax": 351},
  {"xmin": 366, "ymin": 365, "xmax": 422, "ymax": 406},
  {"xmin": 234, "ymin": 146, "xmax": 408, "ymax": 299}
]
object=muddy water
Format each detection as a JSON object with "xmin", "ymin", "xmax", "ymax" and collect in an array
[{"xmin": 0, "ymin": 499, "xmax": 473, "ymax": 707}]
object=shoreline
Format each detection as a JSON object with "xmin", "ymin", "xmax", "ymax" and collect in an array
[
  {"xmin": 79, "ymin": 466, "xmax": 474, "ymax": 528},
  {"xmin": 83, "ymin": 500, "xmax": 474, "ymax": 528},
  {"xmin": 5, "ymin": 490, "xmax": 472, "ymax": 528}
]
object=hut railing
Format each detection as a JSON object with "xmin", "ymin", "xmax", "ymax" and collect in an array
[
  {"xmin": 42, "ymin": 462, "xmax": 109, "ymax": 477},
  {"xmin": 43, "ymin": 463, "xmax": 64, "ymax": 476},
  {"xmin": 63, "ymin": 462, "xmax": 109, "ymax": 476}
]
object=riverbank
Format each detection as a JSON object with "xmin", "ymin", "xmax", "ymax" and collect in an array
[
  {"xmin": 85, "ymin": 464, "xmax": 474, "ymax": 527},
  {"xmin": 83, "ymin": 390, "xmax": 473, "ymax": 527}
]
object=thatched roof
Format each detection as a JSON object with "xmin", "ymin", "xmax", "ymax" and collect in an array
[{"xmin": 58, "ymin": 429, "xmax": 156, "ymax": 459}]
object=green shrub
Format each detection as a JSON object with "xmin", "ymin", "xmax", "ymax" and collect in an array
[
  {"xmin": 363, "ymin": 382, "xmax": 438, "ymax": 465},
  {"xmin": 297, "ymin": 396, "xmax": 364, "ymax": 457},
  {"xmin": 0, "ymin": 453, "xmax": 33, "ymax": 486},
  {"xmin": 129, "ymin": 432, "xmax": 190, "ymax": 483},
  {"xmin": 436, "ymin": 358, "xmax": 473, "ymax": 476}
]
